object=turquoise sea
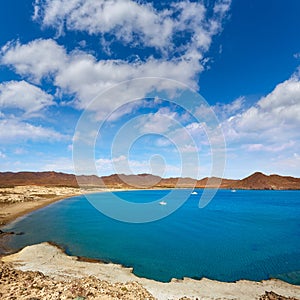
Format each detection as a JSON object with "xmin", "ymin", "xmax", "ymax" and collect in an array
[{"xmin": 2, "ymin": 189, "xmax": 300, "ymax": 284}]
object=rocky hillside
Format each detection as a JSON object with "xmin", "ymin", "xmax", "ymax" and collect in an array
[
  {"xmin": 0, "ymin": 171, "xmax": 78, "ymax": 187},
  {"xmin": 228, "ymin": 172, "xmax": 300, "ymax": 190},
  {"xmin": 0, "ymin": 171, "xmax": 299, "ymax": 190}
]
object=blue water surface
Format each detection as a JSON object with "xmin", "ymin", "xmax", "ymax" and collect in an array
[{"xmin": 3, "ymin": 189, "xmax": 300, "ymax": 284}]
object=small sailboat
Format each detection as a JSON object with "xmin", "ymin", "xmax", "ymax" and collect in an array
[
  {"xmin": 191, "ymin": 191, "xmax": 198, "ymax": 195},
  {"xmin": 159, "ymin": 201, "xmax": 167, "ymax": 205}
]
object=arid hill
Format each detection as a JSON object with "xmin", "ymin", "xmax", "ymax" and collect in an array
[
  {"xmin": 228, "ymin": 172, "xmax": 300, "ymax": 190},
  {"xmin": 0, "ymin": 171, "xmax": 299, "ymax": 190},
  {"xmin": 0, "ymin": 171, "xmax": 79, "ymax": 187}
]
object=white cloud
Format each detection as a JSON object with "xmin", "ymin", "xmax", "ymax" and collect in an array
[
  {"xmin": 201, "ymin": 69, "xmax": 300, "ymax": 178},
  {"xmin": 138, "ymin": 107, "xmax": 179, "ymax": 134},
  {"xmin": 1, "ymin": 39, "xmax": 66, "ymax": 83},
  {"xmin": 258, "ymin": 76, "xmax": 300, "ymax": 116},
  {"xmin": 1, "ymin": 39, "xmax": 203, "ymax": 119},
  {"xmin": 222, "ymin": 71, "xmax": 300, "ymax": 146},
  {"xmin": 0, "ymin": 118, "xmax": 65, "ymax": 142},
  {"xmin": 32, "ymin": 0, "xmax": 41, "ymax": 20},
  {"xmin": 2, "ymin": 0, "xmax": 232, "ymax": 121},
  {"xmin": 0, "ymin": 80, "xmax": 54, "ymax": 115},
  {"xmin": 224, "ymin": 74, "xmax": 300, "ymax": 134},
  {"xmin": 33, "ymin": 0, "xmax": 231, "ymax": 58},
  {"xmin": 0, "ymin": 79, "xmax": 64, "ymax": 146},
  {"xmin": 213, "ymin": 96, "xmax": 245, "ymax": 120},
  {"xmin": 213, "ymin": 0, "xmax": 232, "ymax": 15},
  {"xmin": 55, "ymin": 54, "xmax": 202, "ymax": 109}
]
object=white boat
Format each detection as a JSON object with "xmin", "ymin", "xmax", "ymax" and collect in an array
[
  {"xmin": 191, "ymin": 191, "xmax": 198, "ymax": 195},
  {"xmin": 231, "ymin": 189, "xmax": 237, "ymax": 193},
  {"xmin": 159, "ymin": 201, "xmax": 167, "ymax": 205}
]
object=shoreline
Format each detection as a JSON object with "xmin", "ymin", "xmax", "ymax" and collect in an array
[
  {"xmin": 1, "ymin": 186, "xmax": 300, "ymax": 299},
  {"xmin": 1, "ymin": 186, "xmax": 300, "ymax": 228},
  {"xmin": 1, "ymin": 242, "xmax": 300, "ymax": 300},
  {"xmin": 0, "ymin": 194, "xmax": 80, "ymax": 227},
  {"xmin": 0, "ymin": 186, "xmax": 133, "ymax": 227},
  {"xmin": 0, "ymin": 186, "xmax": 192, "ymax": 229}
]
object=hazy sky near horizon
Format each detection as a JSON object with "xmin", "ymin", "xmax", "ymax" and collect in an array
[{"xmin": 0, "ymin": 0, "xmax": 300, "ymax": 179}]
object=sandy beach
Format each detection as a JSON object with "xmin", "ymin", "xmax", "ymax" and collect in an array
[
  {"xmin": 1, "ymin": 186, "xmax": 300, "ymax": 299},
  {"xmin": 0, "ymin": 185, "xmax": 124, "ymax": 226},
  {"xmin": 0, "ymin": 186, "xmax": 83, "ymax": 226}
]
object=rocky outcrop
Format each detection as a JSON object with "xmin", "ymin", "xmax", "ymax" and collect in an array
[
  {"xmin": 260, "ymin": 291, "xmax": 299, "ymax": 300},
  {"xmin": 0, "ymin": 261, "xmax": 155, "ymax": 300}
]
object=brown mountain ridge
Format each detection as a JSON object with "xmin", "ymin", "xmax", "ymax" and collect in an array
[{"xmin": 0, "ymin": 171, "xmax": 300, "ymax": 190}]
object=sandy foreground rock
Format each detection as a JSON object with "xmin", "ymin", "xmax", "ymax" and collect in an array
[
  {"xmin": 1, "ymin": 242, "xmax": 300, "ymax": 300},
  {"xmin": 0, "ymin": 261, "xmax": 154, "ymax": 300}
]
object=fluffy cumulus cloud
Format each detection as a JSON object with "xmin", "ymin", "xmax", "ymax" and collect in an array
[
  {"xmin": 1, "ymin": 1, "xmax": 232, "ymax": 122},
  {"xmin": 221, "ymin": 71, "xmax": 300, "ymax": 151},
  {"xmin": 258, "ymin": 76, "xmax": 300, "ymax": 125},
  {"xmin": 33, "ymin": 0, "xmax": 231, "ymax": 58},
  {"xmin": 1, "ymin": 39, "xmax": 66, "ymax": 83},
  {"xmin": 0, "ymin": 0, "xmax": 233, "ymax": 173},
  {"xmin": 1, "ymin": 39, "xmax": 202, "ymax": 118},
  {"xmin": 0, "ymin": 118, "xmax": 65, "ymax": 142},
  {"xmin": 0, "ymin": 78, "xmax": 62, "ymax": 142},
  {"xmin": 0, "ymin": 80, "xmax": 54, "ymax": 115},
  {"xmin": 138, "ymin": 107, "xmax": 179, "ymax": 134}
]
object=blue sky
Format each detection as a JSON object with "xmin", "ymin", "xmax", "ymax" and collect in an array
[{"xmin": 0, "ymin": 0, "xmax": 300, "ymax": 179}]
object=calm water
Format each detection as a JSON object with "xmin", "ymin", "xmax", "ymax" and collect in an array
[{"xmin": 3, "ymin": 189, "xmax": 300, "ymax": 284}]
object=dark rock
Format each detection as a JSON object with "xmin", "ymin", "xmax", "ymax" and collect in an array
[{"xmin": 259, "ymin": 291, "xmax": 299, "ymax": 300}]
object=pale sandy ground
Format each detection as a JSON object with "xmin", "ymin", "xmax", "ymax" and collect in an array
[
  {"xmin": 0, "ymin": 186, "xmax": 122, "ymax": 225},
  {"xmin": 2, "ymin": 242, "xmax": 300, "ymax": 300},
  {"xmin": 0, "ymin": 186, "xmax": 82, "ymax": 225}
]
